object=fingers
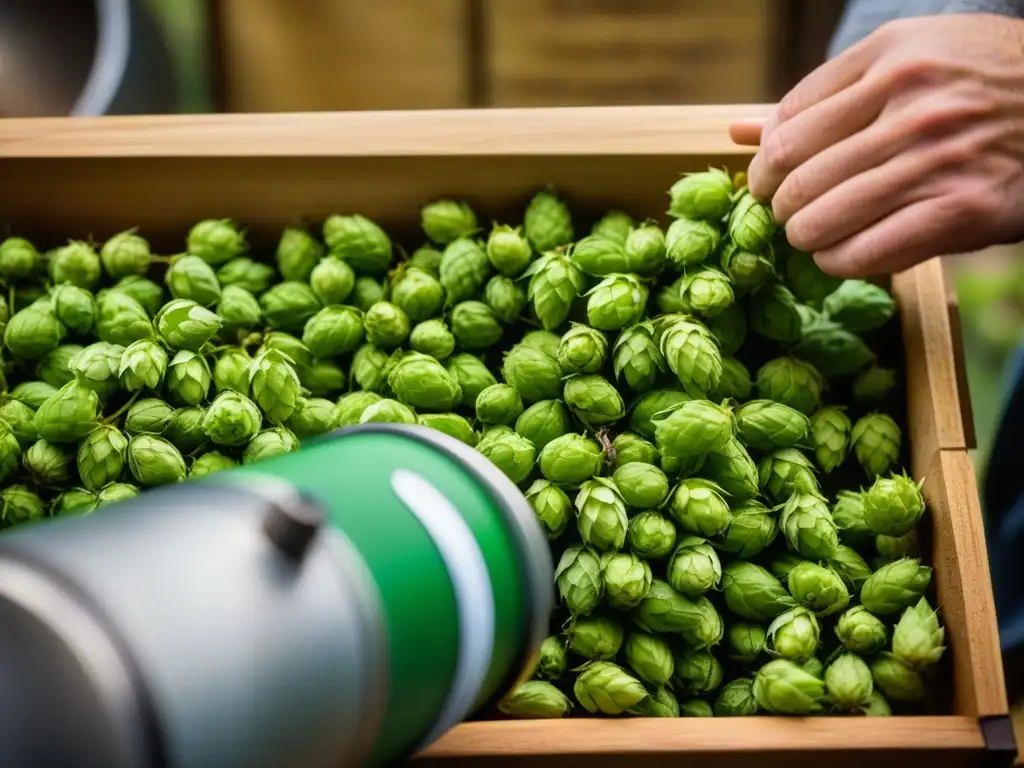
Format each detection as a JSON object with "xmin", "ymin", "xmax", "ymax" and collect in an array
[{"xmin": 729, "ymin": 120, "xmax": 763, "ymax": 146}]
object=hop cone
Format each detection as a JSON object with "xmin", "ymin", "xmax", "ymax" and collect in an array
[
  {"xmin": 556, "ymin": 324, "xmax": 608, "ymax": 375},
  {"xmin": 823, "ymin": 279, "xmax": 897, "ymax": 332},
  {"xmin": 810, "ymin": 406, "xmax": 852, "ymax": 473},
  {"xmin": 322, "ymin": 214, "xmax": 392, "ymax": 272},
  {"xmin": 249, "ymin": 349, "xmax": 301, "ymax": 424},
  {"xmin": 486, "ymin": 225, "xmax": 533, "ymax": 277},
  {"xmin": 667, "ymin": 169, "xmax": 733, "ymax": 221},
  {"xmin": 860, "ymin": 558, "xmax": 932, "ymax": 615},
  {"xmin": 835, "ymin": 606, "xmax": 888, "ymax": 655},
  {"xmin": 665, "ymin": 217, "xmax": 721, "ymax": 268},
  {"xmin": 864, "ymin": 471, "xmax": 925, "ymax": 536},
  {"xmin": 554, "ymin": 546, "xmax": 604, "ymax": 616},
  {"xmin": 523, "ymin": 189, "xmax": 574, "ymax": 252},
  {"xmin": 752, "ymin": 659, "xmax": 826, "ymax": 714},
  {"xmin": 573, "ymin": 662, "xmax": 648, "ymax": 716},
  {"xmin": 523, "ymin": 252, "xmax": 583, "ymax": 331},
  {"xmin": 498, "ymin": 681, "xmax": 572, "ymax": 719},
  {"xmin": 722, "ymin": 561, "xmax": 797, "ymax": 621},
  {"xmin": 759, "ymin": 448, "xmax": 822, "ymax": 504},
  {"xmin": 421, "ymin": 200, "xmax": 478, "ymax": 245},
  {"xmin": 660, "ymin": 317, "xmax": 722, "ymax": 397},
  {"xmin": 612, "ymin": 321, "xmax": 665, "ymax": 392},
  {"xmin": 736, "ymin": 400, "xmax": 811, "ymax": 451},
  {"xmin": 851, "ymin": 413, "xmax": 902, "ymax": 478},
  {"xmin": 892, "ymin": 597, "xmax": 946, "ymax": 670},
  {"xmin": 728, "ymin": 190, "xmax": 776, "ymax": 252},
  {"xmin": 780, "ymin": 493, "xmax": 839, "ymax": 559},
  {"xmin": 586, "ymin": 273, "xmax": 649, "ymax": 331},
  {"xmin": 77, "ymin": 426, "xmax": 128, "ymax": 492},
  {"xmin": 756, "ymin": 357, "xmax": 823, "ymax": 416},
  {"xmin": 575, "ymin": 478, "xmax": 629, "ymax": 551},
  {"xmin": 439, "ymin": 237, "xmax": 491, "ymax": 304}
]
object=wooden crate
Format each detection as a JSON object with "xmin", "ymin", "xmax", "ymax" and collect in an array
[{"xmin": 0, "ymin": 106, "xmax": 1012, "ymax": 766}]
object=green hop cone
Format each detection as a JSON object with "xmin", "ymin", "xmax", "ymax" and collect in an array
[
  {"xmin": 521, "ymin": 330, "xmax": 562, "ymax": 360},
  {"xmin": 728, "ymin": 189, "xmax": 776, "ymax": 252},
  {"xmin": 823, "ymin": 279, "xmax": 897, "ymax": 333},
  {"xmin": 568, "ymin": 615, "xmax": 625, "ymax": 660},
  {"xmin": 9, "ymin": 381, "xmax": 58, "ymax": 410},
  {"xmin": 215, "ymin": 285, "xmax": 262, "ymax": 329},
  {"xmin": 602, "ymin": 552, "xmax": 654, "ymax": 611},
  {"xmin": 502, "ymin": 344, "xmax": 562, "ymax": 403},
  {"xmin": 0, "ymin": 236, "xmax": 43, "ymax": 281},
  {"xmin": 892, "ymin": 597, "xmax": 946, "ymax": 670},
  {"xmin": 835, "ymin": 606, "xmax": 888, "ymax": 655},
  {"xmin": 124, "ymin": 398, "xmax": 174, "ymax": 435},
  {"xmin": 166, "ymin": 350, "xmax": 212, "ymax": 407},
  {"xmin": 563, "ymin": 374, "xmax": 625, "ymax": 429},
  {"xmin": 701, "ymin": 437, "xmax": 759, "ymax": 501},
  {"xmin": 611, "ymin": 321, "xmax": 665, "ymax": 393},
  {"xmin": 860, "ymin": 557, "xmax": 932, "ymax": 615},
  {"xmin": 665, "ymin": 217, "xmax": 722, "ymax": 268},
  {"xmin": 259, "ymin": 282, "xmax": 322, "ymax": 332},
  {"xmin": 748, "ymin": 282, "xmax": 802, "ymax": 343},
  {"xmin": 626, "ymin": 511, "xmax": 676, "ymax": 560},
  {"xmin": 681, "ymin": 596, "xmax": 725, "ymax": 650},
  {"xmin": 534, "ymin": 636, "xmax": 568, "ymax": 680},
  {"xmin": 439, "ymin": 237, "xmax": 491, "ymax": 304},
  {"xmin": 870, "ymin": 652, "xmax": 926, "ymax": 702},
  {"xmin": 363, "ymin": 301, "xmax": 411, "ymax": 349},
  {"xmin": 334, "ymin": 391, "xmax": 383, "ymax": 428},
  {"xmin": 784, "ymin": 248, "xmax": 843, "ymax": 307},
  {"xmin": 275, "ymin": 227, "xmax": 324, "ymax": 282},
  {"xmin": 0, "ymin": 400, "xmax": 38, "ymax": 447},
  {"xmin": 486, "ymin": 225, "xmax": 532, "ymax": 277},
  {"xmin": 446, "ymin": 354, "xmax": 497, "ymax": 405},
  {"xmin": 554, "ymin": 546, "xmax": 604, "ymax": 616},
  {"xmin": 573, "ymin": 661, "xmax": 647, "ymax": 716},
  {"xmin": 668, "ymin": 168, "xmax": 733, "ymax": 221},
  {"xmin": 672, "ymin": 649, "xmax": 723, "ymax": 694},
  {"xmin": 623, "ymin": 631, "xmax": 674, "ymax": 686},
  {"xmin": 611, "ymin": 462, "xmax": 668, "ymax": 509},
  {"xmin": 108, "ymin": 275, "xmax": 165, "ymax": 317},
  {"xmin": 202, "ymin": 391, "xmax": 263, "ymax": 446},
  {"xmin": 96, "ymin": 482, "xmax": 140, "ymax": 506},
  {"xmin": 1, "ymin": 484, "xmax": 46, "ymax": 525},
  {"xmin": 720, "ymin": 241, "xmax": 774, "ymax": 291},
  {"xmin": 243, "ymin": 427, "xmax": 301, "ymax": 465},
  {"xmin": 451, "ymin": 301, "xmax": 503, "ymax": 350},
  {"xmin": 759, "ymin": 449, "xmax": 823, "ymax": 504},
  {"xmin": 322, "ymin": 214, "xmax": 392, "ymax": 273},
  {"xmin": 524, "ymin": 479, "xmax": 572, "ymax": 538},
  {"xmin": 475, "ymin": 383, "xmax": 523, "ymax": 426},
  {"xmin": 633, "ymin": 579, "xmax": 701, "ymax": 634},
  {"xmin": 24, "ymin": 439, "xmax": 74, "ymax": 486},
  {"xmin": 301, "ymin": 305, "xmax": 365, "ymax": 358},
  {"xmin": 832, "ymin": 489, "xmax": 873, "ymax": 546},
  {"xmin": 753, "ymin": 659, "xmax": 826, "ymax": 715},
  {"xmin": 629, "ymin": 388, "xmax": 690, "ymax": 441},
  {"xmin": 612, "ymin": 432, "xmax": 659, "ymax": 468},
  {"xmin": 483, "ymin": 275, "xmax": 527, "ymax": 326},
  {"xmin": 853, "ymin": 366, "xmax": 898, "ymax": 409},
  {"xmin": 824, "ymin": 653, "xmax": 874, "ymax": 713},
  {"xmin": 755, "ymin": 357, "xmax": 823, "ymax": 416},
  {"xmin": 714, "ymin": 678, "xmax": 760, "ymax": 717},
  {"xmin": 351, "ymin": 344, "xmax": 390, "ymax": 392},
  {"xmin": 828, "ymin": 544, "xmax": 874, "ymax": 595},
  {"xmin": 387, "ymin": 352, "xmax": 462, "ymax": 411},
  {"xmin": 660, "ymin": 317, "xmax": 722, "ymax": 397},
  {"xmin": 585, "ymin": 273, "xmax": 649, "ymax": 331},
  {"xmin": 623, "ymin": 223, "xmax": 667, "ymax": 276},
  {"xmin": 727, "ymin": 622, "xmax": 767, "ymax": 664},
  {"xmin": 249, "ymin": 348, "xmax": 301, "ymax": 424},
  {"xmin": 679, "ymin": 699, "xmax": 714, "ymax": 718},
  {"xmin": 654, "ymin": 398, "xmax": 734, "ymax": 458},
  {"xmin": 712, "ymin": 356, "xmax": 753, "ymax": 401},
  {"xmin": 187, "ymin": 219, "xmax": 247, "ymax": 265},
  {"xmin": 674, "ymin": 266, "xmax": 735, "ymax": 319},
  {"xmin": 572, "ymin": 234, "xmax": 632, "ymax": 277},
  {"xmin": 524, "ymin": 189, "xmax": 574, "ymax": 252},
  {"xmin": 418, "ymin": 413, "xmax": 477, "ymax": 446},
  {"xmin": 53, "ymin": 488, "xmax": 100, "ymax": 517},
  {"xmin": 309, "ymin": 257, "xmax": 356, "ymax": 306},
  {"xmin": 706, "ymin": 302, "xmax": 748, "ymax": 357},
  {"xmin": 283, "ymin": 397, "xmax": 336, "ymax": 440},
  {"xmin": 575, "ymin": 478, "xmax": 629, "ymax": 551},
  {"xmin": 722, "ymin": 561, "xmax": 797, "ymax": 621},
  {"xmin": 556, "ymin": 324, "xmax": 608, "ymax": 375},
  {"xmin": 33, "ymin": 381, "xmax": 100, "ymax": 443},
  {"xmin": 766, "ymin": 607, "xmax": 820, "ymax": 660},
  {"xmin": 52, "ymin": 284, "xmax": 97, "ymax": 335},
  {"xmin": 156, "ymin": 299, "xmax": 221, "ymax": 351},
  {"xmin": 77, "ymin": 426, "xmax": 129, "ymax": 492},
  {"xmin": 779, "ymin": 492, "xmax": 839, "ymax": 559},
  {"xmin": 668, "ymin": 478, "xmax": 731, "ymax": 538},
  {"xmin": 876, "ymin": 530, "xmax": 920, "ymax": 564},
  {"xmin": 807, "ymin": 406, "xmax": 851, "ymax": 473},
  {"xmin": 409, "ymin": 319, "xmax": 456, "ymax": 360},
  {"xmin": 118, "ymin": 339, "xmax": 167, "ymax": 392},
  {"xmin": 851, "ymin": 413, "xmax": 902, "ymax": 479},
  {"xmin": 476, "ymin": 426, "xmax": 535, "ymax": 484},
  {"xmin": 213, "ymin": 347, "xmax": 252, "ymax": 395},
  {"xmin": 712, "ymin": 499, "xmax": 778, "ymax": 558},
  {"xmin": 164, "ymin": 407, "xmax": 207, "ymax": 454},
  {"xmin": 592, "ymin": 211, "xmax": 634, "ymax": 244},
  {"xmin": 791, "ymin": 316, "xmax": 877, "ymax": 378},
  {"xmin": 216, "ymin": 257, "xmax": 276, "ymax": 295},
  {"xmin": 667, "ymin": 535, "xmax": 722, "ymax": 596},
  {"xmin": 523, "ymin": 251, "xmax": 583, "ymax": 331},
  {"xmin": 4, "ymin": 305, "xmax": 67, "ymax": 360},
  {"xmin": 864, "ymin": 471, "xmax": 925, "ymax": 536},
  {"xmin": 300, "ymin": 360, "xmax": 346, "ymax": 400},
  {"xmin": 735, "ymin": 400, "xmax": 811, "ymax": 451},
  {"xmin": 127, "ymin": 434, "xmax": 187, "ymax": 486},
  {"xmin": 498, "ymin": 681, "xmax": 572, "ymax": 719},
  {"xmin": 36, "ymin": 344, "xmax": 83, "ymax": 388},
  {"xmin": 49, "ymin": 241, "xmax": 102, "ymax": 289},
  {"xmin": 166, "ymin": 254, "xmax": 222, "ymax": 307},
  {"xmin": 787, "ymin": 561, "xmax": 850, "ymax": 617},
  {"xmin": 863, "ymin": 691, "xmax": 893, "ymax": 716},
  {"xmin": 390, "ymin": 267, "xmax": 444, "ymax": 323}
]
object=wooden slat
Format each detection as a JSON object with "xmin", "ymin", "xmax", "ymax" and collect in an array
[
  {"xmin": 940, "ymin": 257, "xmax": 978, "ymax": 450},
  {"xmin": 924, "ymin": 449, "xmax": 1008, "ymax": 718},
  {"xmin": 415, "ymin": 717, "xmax": 984, "ymax": 766},
  {"xmin": 217, "ymin": 0, "xmax": 468, "ymax": 112},
  {"xmin": 487, "ymin": 0, "xmax": 775, "ymax": 106}
]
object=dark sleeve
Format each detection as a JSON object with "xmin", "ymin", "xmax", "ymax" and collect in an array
[{"xmin": 829, "ymin": 0, "xmax": 1024, "ymax": 57}]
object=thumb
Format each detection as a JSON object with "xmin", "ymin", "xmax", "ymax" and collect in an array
[{"xmin": 729, "ymin": 119, "xmax": 764, "ymax": 146}]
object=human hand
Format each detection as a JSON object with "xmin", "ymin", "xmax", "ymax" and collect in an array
[{"xmin": 730, "ymin": 13, "xmax": 1024, "ymax": 277}]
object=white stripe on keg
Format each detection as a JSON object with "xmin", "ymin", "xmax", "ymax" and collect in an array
[{"xmin": 389, "ymin": 469, "xmax": 496, "ymax": 752}]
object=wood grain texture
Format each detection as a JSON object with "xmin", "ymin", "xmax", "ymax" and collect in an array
[
  {"xmin": 0, "ymin": 105, "xmax": 772, "ymax": 158},
  {"xmin": 217, "ymin": 0, "xmax": 468, "ymax": 111},
  {"xmin": 487, "ymin": 0, "xmax": 776, "ymax": 106},
  {"xmin": 415, "ymin": 717, "xmax": 985, "ymax": 765},
  {"xmin": 924, "ymin": 449, "xmax": 1008, "ymax": 719}
]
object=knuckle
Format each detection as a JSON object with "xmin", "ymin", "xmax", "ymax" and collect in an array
[
  {"xmin": 774, "ymin": 92, "xmax": 802, "ymax": 125},
  {"xmin": 774, "ymin": 171, "xmax": 809, "ymax": 223},
  {"xmin": 956, "ymin": 188, "xmax": 1002, "ymax": 227},
  {"xmin": 887, "ymin": 58, "xmax": 945, "ymax": 91},
  {"xmin": 783, "ymin": 213, "xmax": 820, "ymax": 252},
  {"xmin": 761, "ymin": 129, "xmax": 795, "ymax": 176}
]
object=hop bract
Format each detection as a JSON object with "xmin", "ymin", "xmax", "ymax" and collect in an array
[{"xmin": 864, "ymin": 471, "xmax": 925, "ymax": 537}]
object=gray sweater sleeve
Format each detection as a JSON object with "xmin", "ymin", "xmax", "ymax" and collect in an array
[{"xmin": 829, "ymin": 0, "xmax": 1024, "ymax": 56}]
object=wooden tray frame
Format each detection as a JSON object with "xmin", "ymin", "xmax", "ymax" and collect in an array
[{"xmin": 0, "ymin": 105, "xmax": 1011, "ymax": 766}]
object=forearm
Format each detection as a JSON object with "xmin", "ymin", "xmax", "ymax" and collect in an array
[{"xmin": 829, "ymin": 0, "xmax": 1024, "ymax": 56}]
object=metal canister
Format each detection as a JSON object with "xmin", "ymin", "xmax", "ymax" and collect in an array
[{"xmin": 0, "ymin": 424, "xmax": 552, "ymax": 767}]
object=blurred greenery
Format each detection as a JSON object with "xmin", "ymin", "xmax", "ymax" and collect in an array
[{"xmin": 144, "ymin": 0, "xmax": 213, "ymax": 113}]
